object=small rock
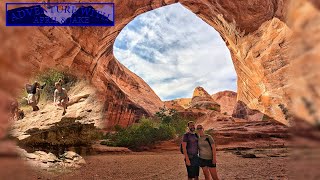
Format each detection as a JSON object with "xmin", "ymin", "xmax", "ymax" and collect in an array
[
  {"xmin": 241, "ymin": 153, "xmax": 257, "ymax": 158},
  {"xmin": 25, "ymin": 153, "xmax": 38, "ymax": 160},
  {"xmin": 47, "ymin": 153, "xmax": 58, "ymax": 162},
  {"xmin": 61, "ymin": 151, "xmax": 78, "ymax": 160}
]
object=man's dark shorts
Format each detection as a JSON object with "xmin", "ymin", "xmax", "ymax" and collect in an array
[
  {"xmin": 199, "ymin": 158, "xmax": 216, "ymax": 168},
  {"xmin": 185, "ymin": 155, "xmax": 200, "ymax": 178}
]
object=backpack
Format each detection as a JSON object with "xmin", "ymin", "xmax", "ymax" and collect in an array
[
  {"xmin": 204, "ymin": 135, "xmax": 212, "ymax": 153},
  {"xmin": 25, "ymin": 83, "xmax": 46, "ymax": 94},
  {"xmin": 26, "ymin": 84, "xmax": 34, "ymax": 94},
  {"xmin": 180, "ymin": 133, "xmax": 199, "ymax": 154}
]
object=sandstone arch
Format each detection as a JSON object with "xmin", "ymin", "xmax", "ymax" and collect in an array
[{"xmin": 0, "ymin": 0, "xmax": 300, "ymax": 136}]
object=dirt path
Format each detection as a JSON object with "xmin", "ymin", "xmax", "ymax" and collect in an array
[{"xmin": 27, "ymin": 150, "xmax": 288, "ymax": 180}]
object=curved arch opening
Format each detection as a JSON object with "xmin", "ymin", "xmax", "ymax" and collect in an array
[{"xmin": 113, "ymin": 3, "xmax": 237, "ymax": 101}]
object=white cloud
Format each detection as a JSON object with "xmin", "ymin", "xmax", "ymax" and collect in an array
[{"xmin": 113, "ymin": 3, "xmax": 237, "ymax": 101}]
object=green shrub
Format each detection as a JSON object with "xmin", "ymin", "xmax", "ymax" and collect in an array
[
  {"xmin": 209, "ymin": 107, "xmax": 217, "ymax": 111},
  {"xmin": 106, "ymin": 118, "xmax": 177, "ymax": 150},
  {"xmin": 114, "ymin": 124, "xmax": 124, "ymax": 132},
  {"xmin": 35, "ymin": 69, "xmax": 77, "ymax": 101},
  {"xmin": 155, "ymin": 107, "xmax": 190, "ymax": 136},
  {"xmin": 104, "ymin": 108, "xmax": 193, "ymax": 150},
  {"xmin": 155, "ymin": 124, "xmax": 176, "ymax": 141},
  {"xmin": 170, "ymin": 117, "xmax": 188, "ymax": 136}
]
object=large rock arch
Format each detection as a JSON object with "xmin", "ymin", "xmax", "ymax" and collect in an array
[{"xmin": 0, "ymin": 0, "xmax": 305, "ymax": 135}]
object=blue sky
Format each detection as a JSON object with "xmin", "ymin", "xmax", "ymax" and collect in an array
[{"xmin": 113, "ymin": 3, "xmax": 237, "ymax": 101}]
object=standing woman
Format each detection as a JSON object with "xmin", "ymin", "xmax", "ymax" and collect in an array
[{"xmin": 196, "ymin": 124, "xmax": 219, "ymax": 180}]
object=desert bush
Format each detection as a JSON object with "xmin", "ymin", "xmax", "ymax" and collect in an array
[
  {"xmin": 35, "ymin": 69, "xmax": 77, "ymax": 101},
  {"xmin": 155, "ymin": 107, "xmax": 190, "ymax": 136},
  {"xmin": 105, "ymin": 108, "xmax": 193, "ymax": 150},
  {"xmin": 209, "ymin": 107, "xmax": 218, "ymax": 111},
  {"xmin": 154, "ymin": 123, "xmax": 176, "ymax": 141},
  {"xmin": 106, "ymin": 119, "xmax": 167, "ymax": 149}
]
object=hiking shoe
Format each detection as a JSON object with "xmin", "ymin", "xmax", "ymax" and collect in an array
[{"xmin": 33, "ymin": 106, "xmax": 40, "ymax": 111}]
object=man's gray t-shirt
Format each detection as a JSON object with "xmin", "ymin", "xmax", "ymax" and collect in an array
[{"xmin": 198, "ymin": 135, "xmax": 214, "ymax": 160}]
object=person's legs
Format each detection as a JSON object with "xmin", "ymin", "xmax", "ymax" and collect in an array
[
  {"xmin": 62, "ymin": 104, "xmax": 66, "ymax": 115},
  {"xmin": 27, "ymin": 94, "xmax": 38, "ymax": 111},
  {"xmin": 201, "ymin": 167, "xmax": 210, "ymax": 180},
  {"xmin": 30, "ymin": 102, "xmax": 39, "ymax": 111},
  {"xmin": 35, "ymin": 89, "xmax": 40, "ymax": 105},
  {"xmin": 209, "ymin": 167, "xmax": 219, "ymax": 180},
  {"xmin": 191, "ymin": 156, "xmax": 199, "ymax": 180},
  {"xmin": 186, "ymin": 165, "xmax": 193, "ymax": 180},
  {"xmin": 56, "ymin": 100, "xmax": 66, "ymax": 115},
  {"xmin": 186, "ymin": 156, "xmax": 199, "ymax": 180},
  {"xmin": 61, "ymin": 99, "xmax": 67, "ymax": 115}
]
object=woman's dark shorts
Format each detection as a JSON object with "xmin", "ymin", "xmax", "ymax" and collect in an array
[
  {"xmin": 199, "ymin": 158, "xmax": 216, "ymax": 168},
  {"xmin": 185, "ymin": 155, "xmax": 200, "ymax": 178}
]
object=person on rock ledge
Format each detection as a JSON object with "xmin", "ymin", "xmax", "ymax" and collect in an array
[
  {"xmin": 54, "ymin": 79, "xmax": 69, "ymax": 115},
  {"xmin": 25, "ymin": 81, "xmax": 46, "ymax": 111}
]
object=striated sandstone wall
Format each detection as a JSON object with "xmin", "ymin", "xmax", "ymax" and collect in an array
[
  {"xmin": 286, "ymin": 0, "xmax": 320, "ymax": 125},
  {"xmin": 212, "ymin": 91, "xmax": 237, "ymax": 115}
]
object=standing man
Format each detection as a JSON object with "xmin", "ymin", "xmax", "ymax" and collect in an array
[{"xmin": 182, "ymin": 121, "xmax": 199, "ymax": 180}]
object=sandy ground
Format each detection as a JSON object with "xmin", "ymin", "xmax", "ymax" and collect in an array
[{"xmin": 1, "ymin": 149, "xmax": 290, "ymax": 180}]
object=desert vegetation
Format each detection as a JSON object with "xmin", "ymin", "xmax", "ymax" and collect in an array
[{"xmin": 101, "ymin": 107, "xmax": 194, "ymax": 150}]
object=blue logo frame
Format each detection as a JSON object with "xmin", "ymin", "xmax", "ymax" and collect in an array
[{"xmin": 6, "ymin": 2, "xmax": 115, "ymax": 26}]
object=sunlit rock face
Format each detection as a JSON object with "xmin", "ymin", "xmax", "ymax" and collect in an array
[
  {"xmin": 191, "ymin": 87, "xmax": 220, "ymax": 111},
  {"xmin": 287, "ymin": 0, "xmax": 320, "ymax": 125},
  {"xmin": 0, "ymin": 0, "xmax": 309, "ymax": 133},
  {"xmin": 212, "ymin": 91, "xmax": 237, "ymax": 115}
]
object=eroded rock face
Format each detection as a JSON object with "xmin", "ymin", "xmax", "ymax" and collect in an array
[
  {"xmin": 190, "ymin": 87, "xmax": 221, "ymax": 111},
  {"xmin": 212, "ymin": 91, "xmax": 237, "ymax": 115},
  {"xmin": 232, "ymin": 101, "xmax": 265, "ymax": 121},
  {"xmin": 164, "ymin": 98, "xmax": 191, "ymax": 110},
  {"xmin": 287, "ymin": 0, "xmax": 320, "ymax": 126},
  {"xmin": 164, "ymin": 101, "xmax": 185, "ymax": 111}
]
